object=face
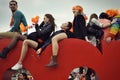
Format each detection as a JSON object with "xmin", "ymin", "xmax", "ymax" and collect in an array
[
  {"xmin": 43, "ymin": 16, "xmax": 49, "ymax": 23},
  {"xmin": 60, "ymin": 22, "xmax": 69, "ymax": 30},
  {"xmin": 73, "ymin": 10, "xmax": 79, "ymax": 16},
  {"xmin": 9, "ymin": 2, "xmax": 17, "ymax": 12},
  {"xmin": 18, "ymin": 73, "xmax": 24, "ymax": 79}
]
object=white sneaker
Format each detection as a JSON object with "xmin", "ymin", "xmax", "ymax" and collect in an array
[{"xmin": 11, "ymin": 63, "xmax": 23, "ymax": 70}]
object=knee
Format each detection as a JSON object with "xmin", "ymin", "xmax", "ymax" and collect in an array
[
  {"xmin": 52, "ymin": 37, "xmax": 58, "ymax": 42},
  {"xmin": 23, "ymin": 40, "xmax": 29, "ymax": 45},
  {"xmin": 14, "ymin": 32, "xmax": 20, "ymax": 38}
]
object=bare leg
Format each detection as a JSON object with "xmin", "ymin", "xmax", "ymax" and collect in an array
[
  {"xmin": 46, "ymin": 33, "xmax": 67, "ymax": 67},
  {"xmin": 52, "ymin": 33, "xmax": 67, "ymax": 56},
  {"xmin": 8, "ymin": 32, "xmax": 27, "ymax": 49},
  {"xmin": 11, "ymin": 39, "xmax": 39, "ymax": 70},
  {"xmin": 18, "ymin": 39, "xmax": 38, "ymax": 64},
  {"xmin": 0, "ymin": 32, "xmax": 15, "ymax": 38},
  {"xmin": 0, "ymin": 32, "xmax": 27, "ymax": 59}
]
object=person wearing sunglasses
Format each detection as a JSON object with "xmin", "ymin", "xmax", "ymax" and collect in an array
[{"xmin": 0, "ymin": 0, "xmax": 28, "ymax": 58}]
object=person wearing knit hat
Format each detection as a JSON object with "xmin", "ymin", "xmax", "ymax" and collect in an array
[
  {"xmin": 72, "ymin": 5, "xmax": 83, "ymax": 13},
  {"xmin": 106, "ymin": 14, "xmax": 120, "ymax": 42},
  {"xmin": 71, "ymin": 5, "xmax": 90, "ymax": 42},
  {"xmin": 72, "ymin": 5, "xmax": 88, "ymax": 20}
]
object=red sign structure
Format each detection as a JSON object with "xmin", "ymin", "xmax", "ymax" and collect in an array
[{"xmin": 0, "ymin": 38, "xmax": 120, "ymax": 80}]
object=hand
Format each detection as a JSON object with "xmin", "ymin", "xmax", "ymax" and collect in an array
[
  {"xmin": 85, "ymin": 36, "xmax": 91, "ymax": 43},
  {"xmin": 36, "ymin": 48, "xmax": 42, "ymax": 55},
  {"xmin": 86, "ymin": 40, "xmax": 91, "ymax": 43},
  {"xmin": 111, "ymin": 18, "xmax": 117, "ymax": 24},
  {"xmin": 106, "ymin": 37, "xmax": 112, "ymax": 43}
]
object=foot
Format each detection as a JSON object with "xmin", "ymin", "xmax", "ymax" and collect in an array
[
  {"xmin": 46, "ymin": 61, "xmax": 58, "ymax": 67},
  {"xmin": 0, "ymin": 47, "xmax": 10, "ymax": 59},
  {"xmin": 11, "ymin": 63, "xmax": 23, "ymax": 70},
  {"xmin": 96, "ymin": 40, "xmax": 102, "ymax": 53},
  {"xmin": 0, "ymin": 53, "xmax": 6, "ymax": 59}
]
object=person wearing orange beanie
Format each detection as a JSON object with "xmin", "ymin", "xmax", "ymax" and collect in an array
[{"xmin": 71, "ymin": 5, "xmax": 89, "ymax": 42}]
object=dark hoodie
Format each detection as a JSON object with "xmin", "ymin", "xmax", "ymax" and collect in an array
[{"xmin": 73, "ymin": 14, "xmax": 87, "ymax": 40}]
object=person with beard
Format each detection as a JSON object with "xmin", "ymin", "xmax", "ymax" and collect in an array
[{"xmin": 0, "ymin": 0, "xmax": 27, "ymax": 58}]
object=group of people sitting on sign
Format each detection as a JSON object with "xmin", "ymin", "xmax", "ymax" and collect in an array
[{"xmin": 0, "ymin": 0, "xmax": 120, "ymax": 71}]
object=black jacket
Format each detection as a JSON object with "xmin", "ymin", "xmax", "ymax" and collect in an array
[
  {"xmin": 27, "ymin": 22, "xmax": 54, "ymax": 42},
  {"xmin": 73, "ymin": 14, "xmax": 87, "ymax": 40},
  {"xmin": 37, "ymin": 22, "xmax": 54, "ymax": 41}
]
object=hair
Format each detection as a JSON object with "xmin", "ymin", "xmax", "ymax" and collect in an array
[
  {"xmin": 79, "ymin": 67, "xmax": 84, "ymax": 74},
  {"xmin": 99, "ymin": 12, "xmax": 109, "ymax": 19},
  {"xmin": 72, "ymin": 5, "xmax": 83, "ymax": 13},
  {"xmin": 88, "ymin": 13, "xmax": 98, "ymax": 23},
  {"xmin": 9, "ymin": 0, "xmax": 17, "ymax": 5},
  {"xmin": 106, "ymin": 9, "xmax": 119, "ymax": 18},
  {"xmin": 45, "ymin": 14, "xmax": 56, "ymax": 31},
  {"xmin": 67, "ymin": 22, "xmax": 72, "ymax": 30},
  {"xmin": 22, "ymin": 73, "xmax": 29, "ymax": 80}
]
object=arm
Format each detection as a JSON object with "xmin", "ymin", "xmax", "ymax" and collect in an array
[
  {"xmin": 10, "ymin": 12, "xmax": 21, "ymax": 32},
  {"xmin": 91, "ymin": 18, "xmax": 117, "ymax": 28},
  {"xmin": 37, "ymin": 24, "xmax": 53, "ymax": 37},
  {"xmin": 37, "ymin": 38, "xmax": 51, "ymax": 55}
]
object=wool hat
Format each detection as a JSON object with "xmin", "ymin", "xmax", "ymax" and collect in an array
[{"xmin": 72, "ymin": 5, "xmax": 83, "ymax": 12}]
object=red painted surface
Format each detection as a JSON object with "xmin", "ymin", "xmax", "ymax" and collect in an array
[{"xmin": 0, "ymin": 38, "xmax": 120, "ymax": 80}]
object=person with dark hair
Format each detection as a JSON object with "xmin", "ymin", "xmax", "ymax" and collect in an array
[
  {"xmin": 99, "ymin": 12, "xmax": 109, "ymax": 19},
  {"xmin": 43, "ymin": 22, "xmax": 74, "ymax": 67},
  {"xmin": 22, "ymin": 73, "xmax": 29, "ymax": 80},
  {"xmin": 17, "ymin": 73, "xmax": 24, "ymax": 80},
  {"xmin": 0, "ymin": 0, "xmax": 27, "ymax": 37},
  {"xmin": 37, "ymin": 22, "xmax": 73, "ymax": 55},
  {"xmin": 11, "ymin": 14, "xmax": 55, "ymax": 70},
  {"xmin": 91, "ymin": 12, "xmax": 116, "ymax": 29},
  {"xmin": 87, "ymin": 13, "xmax": 104, "ymax": 52},
  {"xmin": 0, "ymin": 0, "xmax": 28, "ymax": 58},
  {"xmin": 91, "ymin": 12, "xmax": 117, "ymax": 42}
]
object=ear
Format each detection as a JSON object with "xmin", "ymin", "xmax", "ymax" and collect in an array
[{"xmin": 16, "ymin": 5, "xmax": 18, "ymax": 8}]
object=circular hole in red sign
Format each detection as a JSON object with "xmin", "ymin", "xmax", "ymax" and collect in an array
[
  {"xmin": 68, "ymin": 66, "xmax": 99, "ymax": 80},
  {"xmin": 2, "ymin": 68, "xmax": 33, "ymax": 80}
]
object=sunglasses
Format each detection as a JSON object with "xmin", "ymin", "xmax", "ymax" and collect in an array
[{"xmin": 10, "ymin": 3, "xmax": 16, "ymax": 6}]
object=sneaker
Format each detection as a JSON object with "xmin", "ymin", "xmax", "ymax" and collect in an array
[{"xmin": 11, "ymin": 63, "xmax": 23, "ymax": 70}]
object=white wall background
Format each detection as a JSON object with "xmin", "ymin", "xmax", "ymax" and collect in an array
[{"xmin": 0, "ymin": 0, "xmax": 120, "ymax": 32}]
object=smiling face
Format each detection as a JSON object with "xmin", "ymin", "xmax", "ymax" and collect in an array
[
  {"xmin": 18, "ymin": 73, "xmax": 24, "ymax": 79},
  {"xmin": 9, "ymin": 1, "xmax": 18, "ymax": 12}
]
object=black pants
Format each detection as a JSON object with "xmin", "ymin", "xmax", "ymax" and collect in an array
[{"xmin": 87, "ymin": 25, "xmax": 104, "ymax": 40}]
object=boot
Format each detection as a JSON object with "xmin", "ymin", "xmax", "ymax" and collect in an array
[
  {"xmin": 96, "ymin": 40, "xmax": 102, "ymax": 54},
  {"xmin": 0, "ymin": 47, "xmax": 10, "ymax": 59},
  {"xmin": 46, "ymin": 56, "xmax": 58, "ymax": 67}
]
